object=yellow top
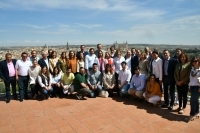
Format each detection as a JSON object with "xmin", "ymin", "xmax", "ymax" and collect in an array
[
  {"xmin": 145, "ymin": 81, "xmax": 162, "ymax": 97},
  {"xmin": 61, "ymin": 73, "xmax": 75, "ymax": 85}
]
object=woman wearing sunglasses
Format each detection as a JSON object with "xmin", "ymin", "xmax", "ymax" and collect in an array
[{"xmin": 187, "ymin": 57, "xmax": 200, "ymax": 122}]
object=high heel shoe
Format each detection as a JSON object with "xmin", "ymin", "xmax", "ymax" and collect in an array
[
  {"xmin": 186, "ymin": 116, "xmax": 195, "ymax": 123},
  {"xmin": 196, "ymin": 113, "xmax": 199, "ymax": 119}
]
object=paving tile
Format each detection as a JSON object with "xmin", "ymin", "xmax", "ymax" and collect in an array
[
  {"xmin": 58, "ymin": 125, "xmax": 74, "ymax": 133},
  {"xmin": 0, "ymin": 97, "xmax": 200, "ymax": 133}
]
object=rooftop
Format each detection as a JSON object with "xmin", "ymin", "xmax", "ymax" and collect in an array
[{"xmin": 0, "ymin": 95, "xmax": 199, "ymax": 133}]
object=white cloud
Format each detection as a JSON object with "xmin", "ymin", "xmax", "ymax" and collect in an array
[
  {"xmin": 24, "ymin": 24, "xmax": 46, "ymax": 29},
  {"xmin": 24, "ymin": 40, "xmax": 31, "ymax": 43},
  {"xmin": 94, "ymin": 15, "xmax": 200, "ymax": 45},
  {"xmin": 0, "ymin": 0, "xmax": 137, "ymax": 11},
  {"xmin": 76, "ymin": 23, "xmax": 102, "ymax": 29}
]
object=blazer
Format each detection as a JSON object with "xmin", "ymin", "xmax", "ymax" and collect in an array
[
  {"xmin": 174, "ymin": 62, "xmax": 191, "ymax": 85},
  {"xmin": 76, "ymin": 51, "xmax": 88, "ymax": 58},
  {"xmin": 131, "ymin": 56, "xmax": 139, "ymax": 74},
  {"xmin": 0, "ymin": 59, "xmax": 17, "ymax": 81},
  {"xmin": 162, "ymin": 57, "xmax": 177, "ymax": 81},
  {"xmin": 38, "ymin": 58, "xmax": 49, "ymax": 70}
]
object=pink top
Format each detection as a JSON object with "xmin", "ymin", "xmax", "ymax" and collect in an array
[
  {"xmin": 7, "ymin": 61, "xmax": 15, "ymax": 77},
  {"xmin": 103, "ymin": 58, "xmax": 115, "ymax": 72},
  {"xmin": 98, "ymin": 58, "xmax": 104, "ymax": 72}
]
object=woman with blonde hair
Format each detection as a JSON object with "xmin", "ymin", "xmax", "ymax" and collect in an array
[
  {"xmin": 49, "ymin": 51, "xmax": 59, "ymax": 73},
  {"xmin": 103, "ymin": 52, "xmax": 114, "ymax": 72},
  {"xmin": 57, "ymin": 52, "xmax": 67, "ymax": 74},
  {"xmin": 97, "ymin": 50, "xmax": 104, "ymax": 73},
  {"xmin": 66, "ymin": 50, "xmax": 77, "ymax": 74}
]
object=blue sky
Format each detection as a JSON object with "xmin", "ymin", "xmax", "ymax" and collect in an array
[{"xmin": 0, "ymin": 0, "xmax": 200, "ymax": 46}]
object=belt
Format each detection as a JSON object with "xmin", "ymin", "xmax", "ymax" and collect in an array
[
  {"xmin": 9, "ymin": 76, "xmax": 15, "ymax": 78},
  {"xmin": 18, "ymin": 75, "xmax": 28, "ymax": 77}
]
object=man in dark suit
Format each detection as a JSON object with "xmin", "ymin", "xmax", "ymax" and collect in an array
[
  {"xmin": 76, "ymin": 45, "xmax": 88, "ymax": 58},
  {"xmin": 38, "ymin": 51, "xmax": 50, "ymax": 70},
  {"xmin": 131, "ymin": 49, "xmax": 141, "ymax": 75},
  {"xmin": 161, "ymin": 50, "xmax": 177, "ymax": 110},
  {"xmin": 0, "ymin": 53, "xmax": 17, "ymax": 103}
]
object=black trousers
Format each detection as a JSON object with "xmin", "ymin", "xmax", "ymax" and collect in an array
[
  {"xmin": 177, "ymin": 84, "xmax": 188, "ymax": 108},
  {"xmin": 114, "ymin": 73, "xmax": 119, "ymax": 93},
  {"xmin": 52, "ymin": 85, "xmax": 62, "ymax": 95},
  {"xmin": 4, "ymin": 77, "xmax": 16, "ymax": 100},
  {"xmin": 163, "ymin": 76, "xmax": 175, "ymax": 106},
  {"xmin": 30, "ymin": 84, "xmax": 39, "ymax": 97}
]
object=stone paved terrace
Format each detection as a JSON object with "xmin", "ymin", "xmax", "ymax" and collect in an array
[{"xmin": 0, "ymin": 95, "xmax": 200, "ymax": 133}]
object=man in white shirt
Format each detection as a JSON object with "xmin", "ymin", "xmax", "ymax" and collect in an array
[
  {"xmin": 124, "ymin": 50, "xmax": 132, "ymax": 71},
  {"xmin": 15, "ymin": 52, "xmax": 32, "ymax": 102},
  {"xmin": 128, "ymin": 67, "xmax": 146, "ymax": 102},
  {"xmin": 152, "ymin": 50, "xmax": 163, "ymax": 92},
  {"xmin": 85, "ymin": 48, "xmax": 98, "ymax": 73},
  {"xmin": 118, "ymin": 61, "xmax": 132, "ymax": 98}
]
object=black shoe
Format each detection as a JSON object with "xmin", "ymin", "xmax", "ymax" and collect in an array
[
  {"xmin": 161, "ymin": 103, "xmax": 169, "ymax": 108},
  {"xmin": 13, "ymin": 95, "xmax": 18, "ymax": 100},
  {"xmin": 138, "ymin": 99, "xmax": 144, "ymax": 103},
  {"xmin": 55, "ymin": 94, "xmax": 59, "ymax": 98},
  {"xmin": 20, "ymin": 99, "xmax": 23, "ymax": 102},
  {"xmin": 134, "ymin": 97, "xmax": 139, "ymax": 100},
  {"xmin": 24, "ymin": 96, "xmax": 30, "ymax": 100},
  {"xmin": 80, "ymin": 96, "xmax": 87, "ymax": 100},
  {"xmin": 168, "ymin": 106, "xmax": 173, "ymax": 110},
  {"xmin": 46, "ymin": 94, "xmax": 50, "ymax": 99},
  {"xmin": 6, "ymin": 99, "xmax": 10, "ymax": 103}
]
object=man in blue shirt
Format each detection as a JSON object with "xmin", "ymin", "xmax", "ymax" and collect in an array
[{"xmin": 128, "ymin": 66, "xmax": 146, "ymax": 102}]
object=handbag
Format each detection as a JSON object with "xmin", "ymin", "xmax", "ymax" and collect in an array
[
  {"xmin": 197, "ymin": 77, "xmax": 200, "ymax": 83},
  {"xmin": 99, "ymin": 90, "xmax": 109, "ymax": 98}
]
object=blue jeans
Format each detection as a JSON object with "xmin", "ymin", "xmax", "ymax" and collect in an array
[
  {"xmin": 18, "ymin": 76, "xmax": 29, "ymax": 99},
  {"xmin": 90, "ymin": 85, "xmax": 102, "ymax": 98},
  {"xmin": 190, "ymin": 86, "xmax": 200, "ymax": 116},
  {"xmin": 43, "ymin": 86, "xmax": 53, "ymax": 95},
  {"xmin": 120, "ymin": 84, "xmax": 130, "ymax": 97}
]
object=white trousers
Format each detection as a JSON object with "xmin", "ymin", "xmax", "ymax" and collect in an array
[
  {"xmin": 143, "ymin": 93, "xmax": 161, "ymax": 105},
  {"xmin": 63, "ymin": 85, "xmax": 74, "ymax": 94}
]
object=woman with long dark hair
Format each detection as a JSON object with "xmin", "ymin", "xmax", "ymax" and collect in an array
[
  {"xmin": 38, "ymin": 66, "xmax": 53, "ymax": 99},
  {"xmin": 103, "ymin": 64, "xmax": 115, "ymax": 97},
  {"xmin": 143, "ymin": 74, "xmax": 162, "ymax": 106},
  {"xmin": 51, "ymin": 67, "xmax": 62, "ymax": 98},
  {"xmin": 174, "ymin": 53, "xmax": 191, "ymax": 114}
]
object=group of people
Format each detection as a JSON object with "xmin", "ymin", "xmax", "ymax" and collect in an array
[{"xmin": 0, "ymin": 44, "xmax": 199, "ymax": 122}]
